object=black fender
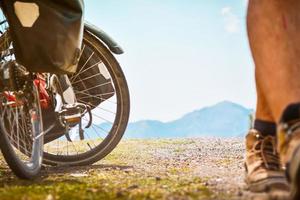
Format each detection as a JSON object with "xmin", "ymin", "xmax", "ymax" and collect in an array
[{"xmin": 84, "ymin": 22, "xmax": 124, "ymax": 55}]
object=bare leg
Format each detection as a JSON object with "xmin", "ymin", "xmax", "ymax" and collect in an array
[
  {"xmin": 247, "ymin": 0, "xmax": 300, "ymax": 122},
  {"xmin": 243, "ymin": 1, "xmax": 294, "ymax": 194},
  {"xmin": 255, "ymin": 79, "xmax": 274, "ymax": 122}
]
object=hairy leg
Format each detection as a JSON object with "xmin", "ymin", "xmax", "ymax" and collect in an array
[{"xmin": 247, "ymin": 0, "xmax": 300, "ymax": 122}]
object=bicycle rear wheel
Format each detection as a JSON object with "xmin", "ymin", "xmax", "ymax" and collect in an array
[{"xmin": 0, "ymin": 76, "xmax": 43, "ymax": 179}]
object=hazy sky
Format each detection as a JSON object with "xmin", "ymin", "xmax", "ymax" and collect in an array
[{"xmin": 85, "ymin": 0, "xmax": 255, "ymax": 122}]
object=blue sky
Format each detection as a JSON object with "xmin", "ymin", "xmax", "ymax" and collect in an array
[{"xmin": 85, "ymin": 0, "xmax": 255, "ymax": 122}]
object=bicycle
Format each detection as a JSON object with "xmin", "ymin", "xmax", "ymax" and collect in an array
[{"xmin": 0, "ymin": 9, "xmax": 130, "ymax": 179}]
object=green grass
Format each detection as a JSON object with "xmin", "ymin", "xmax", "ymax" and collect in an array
[
  {"xmin": 0, "ymin": 139, "xmax": 213, "ymax": 200},
  {"xmin": 0, "ymin": 176, "xmax": 211, "ymax": 200}
]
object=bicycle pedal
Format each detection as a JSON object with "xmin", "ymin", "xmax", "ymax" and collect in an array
[{"xmin": 64, "ymin": 113, "xmax": 81, "ymax": 124}]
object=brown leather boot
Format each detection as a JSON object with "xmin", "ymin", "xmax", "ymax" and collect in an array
[
  {"xmin": 245, "ymin": 130, "xmax": 289, "ymax": 193},
  {"xmin": 277, "ymin": 121, "xmax": 300, "ymax": 200}
]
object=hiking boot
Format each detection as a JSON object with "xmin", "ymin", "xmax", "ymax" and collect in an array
[
  {"xmin": 245, "ymin": 130, "xmax": 289, "ymax": 192},
  {"xmin": 277, "ymin": 120, "xmax": 300, "ymax": 200}
]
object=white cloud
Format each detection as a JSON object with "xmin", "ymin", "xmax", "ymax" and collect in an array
[
  {"xmin": 221, "ymin": 6, "xmax": 231, "ymax": 15},
  {"xmin": 221, "ymin": 6, "xmax": 240, "ymax": 34}
]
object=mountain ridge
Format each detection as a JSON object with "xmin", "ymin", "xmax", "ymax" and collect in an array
[{"xmin": 124, "ymin": 101, "xmax": 253, "ymax": 138}]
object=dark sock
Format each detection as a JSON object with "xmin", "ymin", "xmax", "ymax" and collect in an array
[
  {"xmin": 254, "ymin": 119, "xmax": 276, "ymax": 136},
  {"xmin": 280, "ymin": 103, "xmax": 300, "ymax": 123}
]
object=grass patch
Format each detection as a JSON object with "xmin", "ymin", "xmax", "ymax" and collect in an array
[{"xmin": 0, "ymin": 139, "xmax": 214, "ymax": 200}]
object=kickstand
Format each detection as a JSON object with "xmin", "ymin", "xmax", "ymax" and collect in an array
[
  {"xmin": 79, "ymin": 118, "xmax": 85, "ymax": 140},
  {"xmin": 64, "ymin": 124, "xmax": 72, "ymax": 142}
]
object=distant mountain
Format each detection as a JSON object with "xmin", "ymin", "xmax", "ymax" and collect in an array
[{"xmin": 124, "ymin": 101, "xmax": 253, "ymax": 138}]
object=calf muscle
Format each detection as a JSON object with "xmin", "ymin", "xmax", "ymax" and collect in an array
[{"xmin": 247, "ymin": 0, "xmax": 300, "ymax": 122}]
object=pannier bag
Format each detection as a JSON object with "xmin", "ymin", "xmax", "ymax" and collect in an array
[{"xmin": 1, "ymin": 0, "xmax": 84, "ymax": 74}]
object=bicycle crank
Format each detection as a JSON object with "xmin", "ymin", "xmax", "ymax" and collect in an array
[{"xmin": 58, "ymin": 102, "xmax": 92, "ymax": 141}]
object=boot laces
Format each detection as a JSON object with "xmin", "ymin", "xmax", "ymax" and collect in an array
[{"xmin": 254, "ymin": 134, "xmax": 280, "ymax": 170}]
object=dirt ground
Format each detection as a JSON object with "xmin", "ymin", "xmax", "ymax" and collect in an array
[{"xmin": 0, "ymin": 138, "xmax": 291, "ymax": 200}]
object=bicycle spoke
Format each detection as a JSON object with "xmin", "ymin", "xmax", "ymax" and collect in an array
[
  {"xmin": 71, "ymin": 52, "xmax": 94, "ymax": 82},
  {"xmin": 75, "ymin": 90, "xmax": 116, "ymax": 104},
  {"xmin": 72, "ymin": 72, "xmax": 104, "ymax": 85},
  {"xmin": 78, "ymin": 44, "xmax": 86, "ymax": 60},
  {"xmin": 70, "ymin": 60, "xmax": 102, "ymax": 83},
  {"xmin": 78, "ymin": 101, "xmax": 116, "ymax": 115},
  {"xmin": 82, "ymin": 118, "xmax": 108, "ymax": 135},
  {"xmin": 73, "ymin": 80, "xmax": 112, "ymax": 93}
]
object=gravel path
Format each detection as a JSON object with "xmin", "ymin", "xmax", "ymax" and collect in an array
[
  {"xmin": 144, "ymin": 138, "xmax": 247, "ymax": 199},
  {"xmin": 107, "ymin": 138, "xmax": 289, "ymax": 200},
  {"xmin": 0, "ymin": 138, "xmax": 291, "ymax": 200}
]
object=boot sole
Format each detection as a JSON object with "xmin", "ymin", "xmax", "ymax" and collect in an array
[
  {"xmin": 288, "ymin": 145, "xmax": 300, "ymax": 200},
  {"xmin": 248, "ymin": 177, "xmax": 289, "ymax": 193}
]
